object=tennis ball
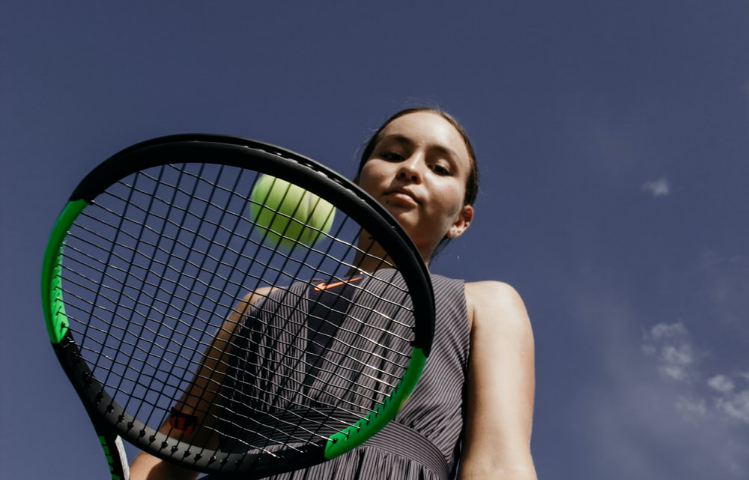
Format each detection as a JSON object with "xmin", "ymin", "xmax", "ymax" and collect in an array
[{"xmin": 249, "ymin": 174, "xmax": 336, "ymax": 249}]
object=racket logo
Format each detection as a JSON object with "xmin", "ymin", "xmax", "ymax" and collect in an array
[
  {"xmin": 314, "ymin": 277, "xmax": 363, "ymax": 292},
  {"xmin": 169, "ymin": 408, "xmax": 198, "ymax": 434}
]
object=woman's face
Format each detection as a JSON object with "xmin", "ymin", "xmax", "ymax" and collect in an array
[{"xmin": 357, "ymin": 111, "xmax": 474, "ymax": 259}]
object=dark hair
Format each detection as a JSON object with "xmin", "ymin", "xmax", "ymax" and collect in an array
[{"xmin": 357, "ymin": 107, "xmax": 479, "ymax": 207}]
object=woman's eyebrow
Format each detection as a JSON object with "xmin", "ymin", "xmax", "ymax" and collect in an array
[
  {"xmin": 378, "ymin": 134, "xmax": 460, "ymax": 160},
  {"xmin": 378, "ymin": 134, "xmax": 414, "ymax": 148},
  {"xmin": 429, "ymin": 144, "xmax": 459, "ymax": 162}
]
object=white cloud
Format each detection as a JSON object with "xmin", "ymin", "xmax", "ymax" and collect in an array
[
  {"xmin": 563, "ymin": 285, "xmax": 749, "ymax": 478},
  {"xmin": 676, "ymin": 395, "xmax": 708, "ymax": 423},
  {"xmin": 696, "ymin": 250, "xmax": 749, "ymax": 328},
  {"xmin": 709, "ymin": 374, "xmax": 749, "ymax": 424},
  {"xmin": 642, "ymin": 177, "xmax": 670, "ymax": 197},
  {"xmin": 716, "ymin": 390, "xmax": 749, "ymax": 423},
  {"xmin": 708, "ymin": 374, "xmax": 735, "ymax": 394},
  {"xmin": 649, "ymin": 321, "xmax": 688, "ymax": 340},
  {"xmin": 643, "ymin": 323, "xmax": 749, "ymax": 427},
  {"xmin": 642, "ymin": 322, "xmax": 695, "ymax": 382},
  {"xmin": 559, "ymin": 245, "xmax": 749, "ymax": 478}
]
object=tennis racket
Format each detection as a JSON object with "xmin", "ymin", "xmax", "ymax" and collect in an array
[{"xmin": 40, "ymin": 134, "xmax": 435, "ymax": 479}]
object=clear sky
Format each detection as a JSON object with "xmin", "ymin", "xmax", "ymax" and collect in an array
[{"xmin": 2, "ymin": 1, "xmax": 748, "ymax": 479}]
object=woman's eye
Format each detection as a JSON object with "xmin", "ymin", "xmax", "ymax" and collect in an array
[
  {"xmin": 431, "ymin": 164, "xmax": 451, "ymax": 176},
  {"xmin": 380, "ymin": 151, "xmax": 404, "ymax": 161}
]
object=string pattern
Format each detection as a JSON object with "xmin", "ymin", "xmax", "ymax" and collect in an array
[{"xmin": 55, "ymin": 161, "xmax": 418, "ymax": 471}]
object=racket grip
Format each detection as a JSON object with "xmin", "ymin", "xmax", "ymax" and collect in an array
[{"xmin": 91, "ymin": 415, "xmax": 130, "ymax": 480}]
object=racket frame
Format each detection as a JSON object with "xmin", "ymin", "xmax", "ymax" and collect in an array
[{"xmin": 41, "ymin": 135, "xmax": 435, "ymax": 478}]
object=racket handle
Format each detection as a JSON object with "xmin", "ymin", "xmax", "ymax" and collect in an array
[{"xmin": 90, "ymin": 413, "xmax": 130, "ymax": 479}]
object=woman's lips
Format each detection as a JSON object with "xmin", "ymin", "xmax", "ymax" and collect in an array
[{"xmin": 385, "ymin": 187, "xmax": 419, "ymax": 204}]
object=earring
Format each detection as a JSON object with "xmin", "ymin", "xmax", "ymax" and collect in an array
[{"xmin": 449, "ymin": 227, "xmax": 457, "ymax": 238}]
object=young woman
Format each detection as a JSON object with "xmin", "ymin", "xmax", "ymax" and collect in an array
[{"xmin": 130, "ymin": 108, "xmax": 537, "ymax": 479}]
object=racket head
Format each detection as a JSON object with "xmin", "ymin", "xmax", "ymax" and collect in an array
[{"xmin": 41, "ymin": 135, "xmax": 435, "ymax": 478}]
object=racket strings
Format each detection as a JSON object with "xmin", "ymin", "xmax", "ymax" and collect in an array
[
  {"xmin": 109, "ymin": 165, "xmax": 215, "ymax": 427},
  {"xmin": 80, "ymin": 165, "xmax": 187, "ymax": 411},
  {"xmin": 219, "ymin": 326, "xmax": 406, "ymax": 409},
  {"xmin": 144, "ymin": 164, "xmax": 251, "ymax": 428},
  {"xmin": 191, "ymin": 291, "xmax": 413, "ymax": 457},
  {"xmin": 57, "ymin": 161, "xmax": 419, "ymax": 462},
  {"xmin": 214, "ymin": 276, "xmax": 415, "ymax": 454}
]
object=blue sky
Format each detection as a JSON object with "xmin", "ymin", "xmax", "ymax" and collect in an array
[{"xmin": 2, "ymin": 1, "xmax": 748, "ymax": 479}]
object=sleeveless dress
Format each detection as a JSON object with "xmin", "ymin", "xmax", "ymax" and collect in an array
[{"xmin": 251, "ymin": 273, "xmax": 471, "ymax": 480}]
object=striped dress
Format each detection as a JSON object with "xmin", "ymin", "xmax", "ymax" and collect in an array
[{"xmin": 257, "ymin": 274, "xmax": 471, "ymax": 480}]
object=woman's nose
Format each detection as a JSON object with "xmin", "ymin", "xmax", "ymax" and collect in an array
[{"xmin": 397, "ymin": 156, "xmax": 422, "ymax": 182}]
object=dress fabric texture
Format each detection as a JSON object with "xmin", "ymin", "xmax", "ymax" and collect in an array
[{"xmin": 258, "ymin": 273, "xmax": 471, "ymax": 480}]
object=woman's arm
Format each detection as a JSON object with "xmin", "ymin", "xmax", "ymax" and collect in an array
[
  {"xmin": 129, "ymin": 288, "xmax": 272, "ymax": 480},
  {"xmin": 459, "ymin": 281, "xmax": 537, "ymax": 480},
  {"xmin": 129, "ymin": 452, "xmax": 200, "ymax": 480}
]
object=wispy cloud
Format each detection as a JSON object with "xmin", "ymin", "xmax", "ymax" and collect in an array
[
  {"xmin": 699, "ymin": 250, "xmax": 746, "ymax": 269},
  {"xmin": 675, "ymin": 395, "xmax": 707, "ymax": 423},
  {"xmin": 642, "ymin": 321, "xmax": 695, "ymax": 383},
  {"xmin": 697, "ymin": 251, "xmax": 749, "ymax": 327},
  {"xmin": 565, "ymin": 287, "xmax": 749, "ymax": 478},
  {"xmin": 643, "ymin": 322, "xmax": 749, "ymax": 426},
  {"xmin": 642, "ymin": 177, "xmax": 670, "ymax": 197},
  {"xmin": 708, "ymin": 374, "xmax": 735, "ymax": 394},
  {"xmin": 715, "ymin": 383, "xmax": 749, "ymax": 424}
]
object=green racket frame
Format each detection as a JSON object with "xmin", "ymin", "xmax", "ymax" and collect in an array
[{"xmin": 41, "ymin": 135, "xmax": 435, "ymax": 479}]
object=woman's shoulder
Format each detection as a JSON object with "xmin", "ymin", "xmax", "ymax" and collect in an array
[
  {"xmin": 463, "ymin": 280, "xmax": 531, "ymax": 333},
  {"xmin": 464, "ymin": 279, "xmax": 522, "ymax": 300}
]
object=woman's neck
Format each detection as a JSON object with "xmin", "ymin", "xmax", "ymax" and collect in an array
[{"xmin": 351, "ymin": 235, "xmax": 431, "ymax": 274}]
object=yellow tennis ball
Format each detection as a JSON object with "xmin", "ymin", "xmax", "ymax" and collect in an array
[{"xmin": 249, "ymin": 174, "xmax": 336, "ymax": 249}]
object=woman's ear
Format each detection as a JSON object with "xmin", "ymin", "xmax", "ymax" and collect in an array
[{"xmin": 447, "ymin": 204, "xmax": 474, "ymax": 238}]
